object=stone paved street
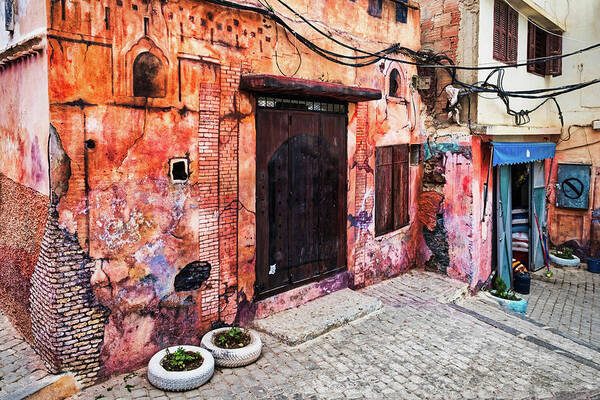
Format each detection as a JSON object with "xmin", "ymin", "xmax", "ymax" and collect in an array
[
  {"xmin": 0, "ymin": 310, "xmax": 49, "ymax": 397},
  {"xmin": 526, "ymin": 266, "xmax": 599, "ymax": 347},
  {"xmin": 71, "ymin": 271, "xmax": 600, "ymax": 400}
]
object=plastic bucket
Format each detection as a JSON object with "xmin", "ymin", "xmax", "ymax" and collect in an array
[{"xmin": 587, "ymin": 258, "xmax": 600, "ymax": 274}]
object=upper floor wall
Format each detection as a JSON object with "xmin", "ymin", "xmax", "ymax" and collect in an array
[
  {"xmin": 45, "ymin": 0, "xmax": 421, "ymax": 107},
  {"xmin": 477, "ymin": 0, "xmax": 600, "ymax": 129},
  {"xmin": 0, "ymin": 0, "xmax": 47, "ymax": 47},
  {"xmin": 1, "ymin": 0, "xmax": 49, "ymax": 194}
]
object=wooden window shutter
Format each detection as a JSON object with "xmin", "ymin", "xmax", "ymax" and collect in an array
[
  {"xmin": 392, "ymin": 145, "xmax": 409, "ymax": 229},
  {"xmin": 546, "ymin": 33, "xmax": 563, "ymax": 76},
  {"xmin": 375, "ymin": 147, "xmax": 393, "ymax": 235},
  {"xmin": 527, "ymin": 21, "xmax": 537, "ymax": 73},
  {"xmin": 493, "ymin": 0, "xmax": 508, "ymax": 61},
  {"xmin": 506, "ymin": 7, "xmax": 518, "ymax": 63},
  {"xmin": 368, "ymin": 0, "xmax": 383, "ymax": 18}
]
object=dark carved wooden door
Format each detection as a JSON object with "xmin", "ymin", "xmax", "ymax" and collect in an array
[{"xmin": 256, "ymin": 103, "xmax": 347, "ymax": 299}]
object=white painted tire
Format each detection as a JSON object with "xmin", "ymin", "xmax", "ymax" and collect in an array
[
  {"xmin": 201, "ymin": 328, "xmax": 262, "ymax": 367},
  {"xmin": 147, "ymin": 345, "xmax": 214, "ymax": 391},
  {"xmin": 549, "ymin": 253, "xmax": 580, "ymax": 267}
]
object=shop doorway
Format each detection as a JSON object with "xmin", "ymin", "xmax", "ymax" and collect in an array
[{"xmin": 496, "ymin": 160, "xmax": 547, "ymax": 287}]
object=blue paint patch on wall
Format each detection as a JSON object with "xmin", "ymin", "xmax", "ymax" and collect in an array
[
  {"xmin": 424, "ymin": 142, "xmax": 472, "ymax": 161},
  {"xmin": 348, "ymin": 211, "xmax": 372, "ymax": 230}
]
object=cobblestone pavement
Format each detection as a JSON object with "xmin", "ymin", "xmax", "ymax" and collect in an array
[
  {"xmin": 73, "ymin": 271, "xmax": 600, "ymax": 400},
  {"xmin": 0, "ymin": 310, "xmax": 49, "ymax": 397},
  {"xmin": 526, "ymin": 266, "xmax": 599, "ymax": 347}
]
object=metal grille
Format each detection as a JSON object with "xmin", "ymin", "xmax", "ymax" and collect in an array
[{"xmin": 257, "ymin": 96, "xmax": 347, "ymax": 114}]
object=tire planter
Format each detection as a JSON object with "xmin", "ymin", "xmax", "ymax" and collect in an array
[
  {"xmin": 201, "ymin": 328, "xmax": 262, "ymax": 367},
  {"xmin": 549, "ymin": 252, "xmax": 580, "ymax": 267},
  {"xmin": 147, "ymin": 345, "xmax": 214, "ymax": 391},
  {"xmin": 487, "ymin": 291, "xmax": 528, "ymax": 315}
]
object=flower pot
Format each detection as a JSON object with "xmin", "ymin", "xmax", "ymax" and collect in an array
[
  {"xmin": 201, "ymin": 328, "xmax": 262, "ymax": 367},
  {"xmin": 587, "ymin": 258, "xmax": 600, "ymax": 274},
  {"xmin": 147, "ymin": 345, "xmax": 214, "ymax": 391},
  {"xmin": 549, "ymin": 252, "xmax": 580, "ymax": 267},
  {"xmin": 486, "ymin": 291, "xmax": 528, "ymax": 315}
]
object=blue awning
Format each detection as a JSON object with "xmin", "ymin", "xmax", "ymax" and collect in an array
[{"xmin": 492, "ymin": 142, "xmax": 555, "ymax": 166}]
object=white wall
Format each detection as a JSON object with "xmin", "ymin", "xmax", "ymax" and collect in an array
[
  {"xmin": 0, "ymin": 1, "xmax": 50, "ymax": 194},
  {"xmin": 0, "ymin": 0, "xmax": 47, "ymax": 47},
  {"xmin": 475, "ymin": 0, "xmax": 600, "ymax": 129}
]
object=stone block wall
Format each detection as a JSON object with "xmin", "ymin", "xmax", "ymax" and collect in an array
[{"xmin": 30, "ymin": 202, "xmax": 108, "ymax": 386}]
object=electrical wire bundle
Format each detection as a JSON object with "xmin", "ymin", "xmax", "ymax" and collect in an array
[{"xmin": 201, "ymin": 0, "xmax": 600, "ymax": 128}]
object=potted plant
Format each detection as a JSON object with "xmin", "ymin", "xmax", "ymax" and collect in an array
[
  {"xmin": 147, "ymin": 345, "xmax": 214, "ymax": 391},
  {"xmin": 487, "ymin": 276, "xmax": 528, "ymax": 315},
  {"xmin": 549, "ymin": 247, "xmax": 580, "ymax": 267},
  {"xmin": 201, "ymin": 326, "xmax": 262, "ymax": 367}
]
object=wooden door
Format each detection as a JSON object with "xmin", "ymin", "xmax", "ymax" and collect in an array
[{"xmin": 255, "ymin": 106, "xmax": 347, "ymax": 299}]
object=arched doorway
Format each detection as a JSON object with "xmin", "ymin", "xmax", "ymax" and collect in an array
[{"xmin": 255, "ymin": 99, "xmax": 347, "ymax": 298}]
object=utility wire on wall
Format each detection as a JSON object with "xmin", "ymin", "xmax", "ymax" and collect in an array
[{"xmin": 201, "ymin": 0, "xmax": 600, "ymax": 127}]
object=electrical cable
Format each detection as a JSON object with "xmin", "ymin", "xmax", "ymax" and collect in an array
[
  {"xmin": 199, "ymin": 0, "xmax": 597, "ymax": 127},
  {"xmin": 203, "ymin": 0, "xmax": 600, "ymax": 71}
]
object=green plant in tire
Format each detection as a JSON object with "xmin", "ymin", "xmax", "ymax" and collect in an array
[
  {"xmin": 551, "ymin": 247, "xmax": 575, "ymax": 260},
  {"xmin": 491, "ymin": 276, "xmax": 521, "ymax": 301},
  {"xmin": 161, "ymin": 346, "xmax": 204, "ymax": 372},
  {"xmin": 214, "ymin": 326, "xmax": 252, "ymax": 349}
]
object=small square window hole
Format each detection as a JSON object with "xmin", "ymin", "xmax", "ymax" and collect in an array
[{"xmin": 170, "ymin": 158, "xmax": 189, "ymax": 183}]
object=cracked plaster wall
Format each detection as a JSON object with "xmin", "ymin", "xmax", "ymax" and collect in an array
[{"xmin": 43, "ymin": 0, "xmax": 441, "ymax": 381}]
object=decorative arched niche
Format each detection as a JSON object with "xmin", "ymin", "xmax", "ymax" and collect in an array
[
  {"xmin": 384, "ymin": 62, "xmax": 408, "ymax": 101},
  {"xmin": 119, "ymin": 36, "xmax": 170, "ymax": 98},
  {"xmin": 133, "ymin": 51, "xmax": 167, "ymax": 98},
  {"xmin": 389, "ymin": 68, "xmax": 402, "ymax": 98}
]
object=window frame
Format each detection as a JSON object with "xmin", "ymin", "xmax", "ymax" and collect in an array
[
  {"xmin": 527, "ymin": 21, "xmax": 562, "ymax": 77},
  {"xmin": 368, "ymin": 0, "xmax": 383, "ymax": 18},
  {"xmin": 375, "ymin": 144, "xmax": 410, "ymax": 237},
  {"xmin": 493, "ymin": 0, "xmax": 518, "ymax": 64},
  {"xmin": 395, "ymin": 1, "xmax": 408, "ymax": 23}
]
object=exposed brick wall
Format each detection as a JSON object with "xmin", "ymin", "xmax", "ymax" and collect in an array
[
  {"xmin": 218, "ymin": 64, "xmax": 242, "ymax": 323},
  {"xmin": 0, "ymin": 174, "xmax": 48, "ymax": 342},
  {"xmin": 198, "ymin": 82, "xmax": 221, "ymax": 324},
  {"xmin": 420, "ymin": 0, "xmax": 461, "ymax": 116},
  {"xmin": 30, "ymin": 201, "xmax": 108, "ymax": 386},
  {"xmin": 352, "ymin": 103, "xmax": 370, "ymax": 289}
]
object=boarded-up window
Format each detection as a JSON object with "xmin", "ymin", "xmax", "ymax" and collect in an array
[
  {"xmin": 368, "ymin": 0, "xmax": 383, "ymax": 17},
  {"xmin": 375, "ymin": 145, "xmax": 409, "ymax": 236},
  {"xmin": 493, "ymin": 0, "xmax": 518, "ymax": 63},
  {"xmin": 527, "ymin": 21, "xmax": 562, "ymax": 76}
]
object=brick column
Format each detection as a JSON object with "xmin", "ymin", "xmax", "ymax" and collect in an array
[
  {"xmin": 352, "ymin": 103, "xmax": 370, "ymax": 288},
  {"xmin": 198, "ymin": 83, "xmax": 221, "ymax": 324},
  {"xmin": 218, "ymin": 64, "xmax": 241, "ymax": 323},
  {"xmin": 30, "ymin": 202, "xmax": 107, "ymax": 386}
]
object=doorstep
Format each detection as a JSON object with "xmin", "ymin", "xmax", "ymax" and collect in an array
[
  {"xmin": 251, "ymin": 288, "xmax": 382, "ymax": 346},
  {"xmin": 3, "ymin": 373, "xmax": 78, "ymax": 400}
]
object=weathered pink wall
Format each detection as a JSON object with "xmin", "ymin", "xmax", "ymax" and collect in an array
[
  {"xmin": 16, "ymin": 0, "xmax": 509, "ymax": 383},
  {"xmin": 0, "ymin": 54, "xmax": 49, "ymax": 194}
]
